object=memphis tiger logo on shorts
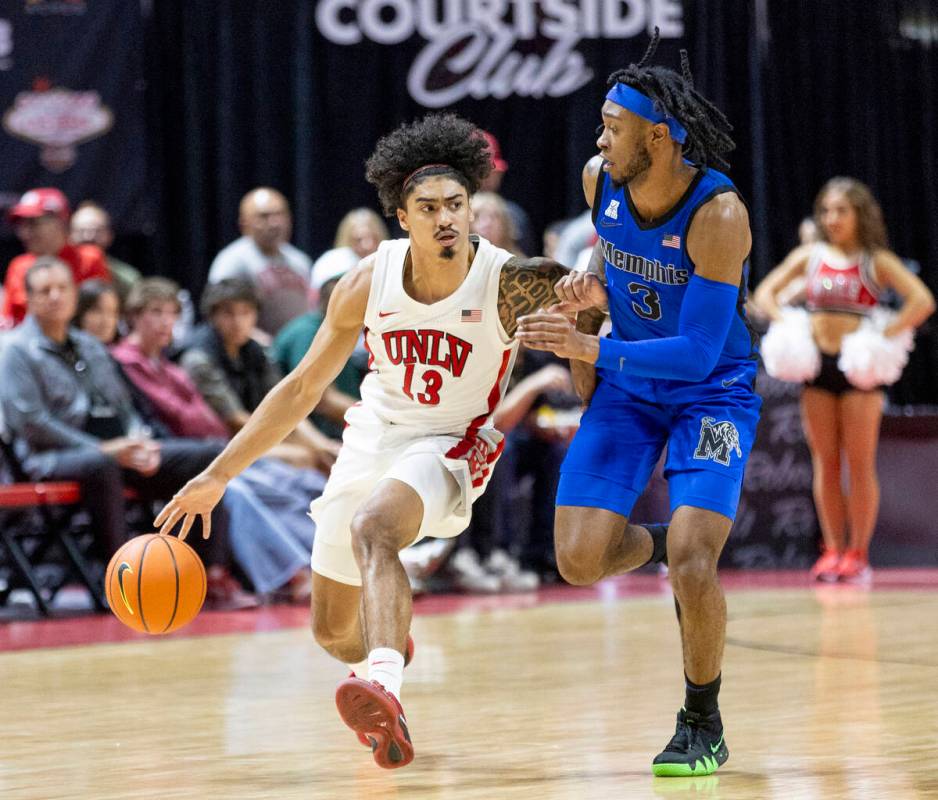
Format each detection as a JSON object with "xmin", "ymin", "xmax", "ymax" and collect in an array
[{"xmin": 693, "ymin": 416, "xmax": 742, "ymax": 466}]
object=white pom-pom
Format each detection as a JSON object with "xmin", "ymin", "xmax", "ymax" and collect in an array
[
  {"xmin": 761, "ymin": 308, "xmax": 820, "ymax": 383},
  {"xmin": 839, "ymin": 309, "xmax": 914, "ymax": 390}
]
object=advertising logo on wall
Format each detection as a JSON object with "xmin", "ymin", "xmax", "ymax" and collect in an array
[
  {"xmin": 0, "ymin": 0, "xmax": 149, "ymax": 231},
  {"xmin": 315, "ymin": 0, "xmax": 684, "ymax": 107},
  {"xmin": 3, "ymin": 81, "xmax": 113, "ymax": 173}
]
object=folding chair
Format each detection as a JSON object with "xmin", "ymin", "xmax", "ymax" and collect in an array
[{"xmin": 0, "ymin": 432, "xmax": 108, "ymax": 616}]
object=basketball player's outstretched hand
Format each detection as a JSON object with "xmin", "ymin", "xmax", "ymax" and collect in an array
[
  {"xmin": 154, "ymin": 472, "xmax": 227, "ymax": 541},
  {"xmin": 553, "ymin": 272, "xmax": 607, "ymax": 314}
]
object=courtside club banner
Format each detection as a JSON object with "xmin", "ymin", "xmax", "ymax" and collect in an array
[
  {"xmin": 0, "ymin": 0, "xmax": 150, "ymax": 231},
  {"xmin": 314, "ymin": 0, "xmax": 686, "ymax": 108}
]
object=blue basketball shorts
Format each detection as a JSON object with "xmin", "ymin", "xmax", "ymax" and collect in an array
[{"xmin": 556, "ymin": 361, "xmax": 762, "ymax": 522}]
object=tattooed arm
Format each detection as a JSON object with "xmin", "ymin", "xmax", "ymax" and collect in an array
[{"xmin": 497, "ymin": 256, "xmax": 570, "ymax": 337}]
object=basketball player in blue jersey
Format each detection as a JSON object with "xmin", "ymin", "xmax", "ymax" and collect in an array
[{"xmin": 518, "ymin": 32, "xmax": 760, "ymax": 777}]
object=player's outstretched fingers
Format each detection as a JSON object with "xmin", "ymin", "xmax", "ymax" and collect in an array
[
  {"xmin": 200, "ymin": 513, "xmax": 212, "ymax": 540},
  {"xmin": 156, "ymin": 506, "xmax": 184, "ymax": 538},
  {"xmin": 177, "ymin": 513, "xmax": 196, "ymax": 542}
]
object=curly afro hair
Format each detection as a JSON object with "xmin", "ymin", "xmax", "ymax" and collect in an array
[{"xmin": 365, "ymin": 113, "xmax": 492, "ymax": 216}]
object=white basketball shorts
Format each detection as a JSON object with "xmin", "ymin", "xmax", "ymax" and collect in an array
[{"xmin": 309, "ymin": 405, "xmax": 503, "ymax": 586}]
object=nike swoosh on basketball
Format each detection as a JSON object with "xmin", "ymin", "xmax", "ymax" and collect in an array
[
  {"xmin": 378, "ymin": 311, "xmax": 400, "ymax": 318},
  {"xmin": 721, "ymin": 377, "xmax": 739, "ymax": 387},
  {"xmin": 117, "ymin": 562, "xmax": 135, "ymax": 615}
]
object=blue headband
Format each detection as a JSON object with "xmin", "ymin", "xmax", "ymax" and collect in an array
[{"xmin": 605, "ymin": 83, "xmax": 688, "ymax": 145}]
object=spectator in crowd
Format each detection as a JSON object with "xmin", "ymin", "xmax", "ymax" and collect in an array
[
  {"xmin": 74, "ymin": 280, "xmax": 121, "ymax": 346},
  {"xmin": 180, "ymin": 278, "xmax": 339, "ymax": 471},
  {"xmin": 69, "ymin": 201, "xmax": 142, "ymax": 303},
  {"xmin": 553, "ymin": 210, "xmax": 597, "ymax": 270},
  {"xmin": 2, "ymin": 188, "xmax": 110, "ymax": 327},
  {"xmin": 542, "ymin": 220, "xmax": 567, "ymax": 262},
  {"xmin": 274, "ymin": 248, "xmax": 364, "ymax": 438},
  {"xmin": 208, "ymin": 187, "xmax": 313, "ymax": 336},
  {"xmin": 333, "ymin": 207, "xmax": 389, "ymax": 259},
  {"xmin": 470, "ymin": 192, "xmax": 525, "ymax": 255},
  {"xmin": 498, "ymin": 353, "xmax": 579, "ymax": 581},
  {"xmin": 0, "ymin": 258, "xmax": 254, "ymax": 609},
  {"xmin": 436, "ymin": 357, "xmax": 575, "ymax": 593},
  {"xmin": 478, "ymin": 130, "xmax": 536, "ymax": 256},
  {"xmin": 111, "ymin": 278, "xmax": 323, "ymax": 602}
]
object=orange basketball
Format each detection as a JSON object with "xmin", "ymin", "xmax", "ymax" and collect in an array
[{"xmin": 105, "ymin": 534, "xmax": 206, "ymax": 634}]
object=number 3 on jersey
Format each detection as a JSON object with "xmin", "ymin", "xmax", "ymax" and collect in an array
[
  {"xmin": 627, "ymin": 281, "xmax": 662, "ymax": 321},
  {"xmin": 403, "ymin": 363, "xmax": 442, "ymax": 405}
]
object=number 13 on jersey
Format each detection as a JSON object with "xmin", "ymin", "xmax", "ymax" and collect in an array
[{"xmin": 402, "ymin": 364, "xmax": 443, "ymax": 405}]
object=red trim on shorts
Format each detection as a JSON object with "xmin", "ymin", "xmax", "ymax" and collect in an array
[{"xmin": 446, "ymin": 348, "xmax": 512, "ymax": 465}]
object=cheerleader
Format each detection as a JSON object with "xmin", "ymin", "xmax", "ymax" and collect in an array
[{"xmin": 754, "ymin": 178, "xmax": 934, "ymax": 582}]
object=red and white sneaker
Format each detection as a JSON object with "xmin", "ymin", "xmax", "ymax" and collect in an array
[
  {"xmin": 351, "ymin": 635, "xmax": 414, "ymax": 748},
  {"xmin": 336, "ymin": 677, "xmax": 414, "ymax": 769},
  {"xmin": 810, "ymin": 548, "xmax": 842, "ymax": 582},
  {"xmin": 837, "ymin": 550, "xmax": 872, "ymax": 583}
]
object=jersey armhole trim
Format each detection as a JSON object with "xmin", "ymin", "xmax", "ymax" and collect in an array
[
  {"xmin": 590, "ymin": 165, "xmax": 607, "ymax": 226},
  {"xmin": 362, "ymin": 242, "xmax": 392, "ymax": 328}
]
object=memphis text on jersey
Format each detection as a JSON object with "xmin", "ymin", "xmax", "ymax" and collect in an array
[
  {"xmin": 600, "ymin": 237, "xmax": 689, "ymax": 286},
  {"xmin": 381, "ymin": 329, "xmax": 473, "ymax": 377}
]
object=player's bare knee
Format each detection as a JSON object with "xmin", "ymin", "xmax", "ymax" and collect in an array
[
  {"xmin": 668, "ymin": 554, "xmax": 719, "ymax": 600},
  {"xmin": 555, "ymin": 541, "xmax": 604, "ymax": 586},
  {"xmin": 350, "ymin": 509, "xmax": 404, "ymax": 566}
]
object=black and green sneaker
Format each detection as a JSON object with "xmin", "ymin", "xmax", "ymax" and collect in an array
[{"xmin": 652, "ymin": 708, "xmax": 728, "ymax": 777}]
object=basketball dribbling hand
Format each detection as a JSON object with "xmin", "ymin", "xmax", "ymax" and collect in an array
[
  {"xmin": 552, "ymin": 272, "xmax": 608, "ymax": 315},
  {"xmin": 154, "ymin": 472, "xmax": 227, "ymax": 541}
]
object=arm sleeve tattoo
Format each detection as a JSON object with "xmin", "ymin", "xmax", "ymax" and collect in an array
[{"xmin": 497, "ymin": 256, "xmax": 569, "ymax": 337}]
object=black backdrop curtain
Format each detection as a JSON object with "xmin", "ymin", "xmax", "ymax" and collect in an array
[{"xmin": 26, "ymin": 0, "xmax": 936, "ymax": 399}]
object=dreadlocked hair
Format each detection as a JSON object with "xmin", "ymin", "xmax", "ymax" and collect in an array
[
  {"xmin": 365, "ymin": 113, "xmax": 492, "ymax": 216},
  {"xmin": 607, "ymin": 28, "xmax": 736, "ymax": 171}
]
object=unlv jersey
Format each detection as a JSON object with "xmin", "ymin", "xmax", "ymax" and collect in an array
[{"xmin": 358, "ymin": 234, "xmax": 518, "ymax": 436}]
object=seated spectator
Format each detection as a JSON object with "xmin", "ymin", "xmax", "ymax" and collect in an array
[
  {"xmin": 180, "ymin": 278, "xmax": 339, "ymax": 471},
  {"xmin": 2, "ymin": 188, "xmax": 110, "ymax": 327},
  {"xmin": 553, "ymin": 210, "xmax": 596, "ymax": 268},
  {"xmin": 479, "ymin": 130, "xmax": 536, "ymax": 256},
  {"xmin": 498, "ymin": 350, "xmax": 579, "ymax": 581},
  {"xmin": 69, "ymin": 201, "xmax": 142, "ymax": 303},
  {"xmin": 440, "ymin": 356, "xmax": 575, "ymax": 593},
  {"xmin": 274, "ymin": 248, "xmax": 364, "ymax": 438},
  {"xmin": 334, "ymin": 207, "xmax": 389, "ymax": 259},
  {"xmin": 208, "ymin": 187, "xmax": 313, "ymax": 336},
  {"xmin": 471, "ymin": 192, "xmax": 525, "ymax": 255},
  {"xmin": 74, "ymin": 280, "xmax": 121, "ymax": 345},
  {"xmin": 0, "ymin": 258, "xmax": 253, "ymax": 609},
  {"xmin": 111, "ymin": 278, "xmax": 325, "ymax": 602}
]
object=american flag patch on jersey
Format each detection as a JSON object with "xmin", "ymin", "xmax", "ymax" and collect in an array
[
  {"xmin": 461, "ymin": 309, "xmax": 482, "ymax": 323},
  {"xmin": 662, "ymin": 234, "xmax": 681, "ymax": 249}
]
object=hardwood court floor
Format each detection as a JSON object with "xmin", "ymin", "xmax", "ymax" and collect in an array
[{"xmin": 1, "ymin": 571, "xmax": 937, "ymax": 800}]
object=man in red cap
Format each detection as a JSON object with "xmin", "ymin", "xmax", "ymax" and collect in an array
[{"xmin": 2, "ymin": 188, "xmax": 111, "ymax": 326}]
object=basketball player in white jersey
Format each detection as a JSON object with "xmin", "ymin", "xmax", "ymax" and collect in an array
[{"xmin": 155, "ymin": 113, "xmax": 568, "ymax": 769}]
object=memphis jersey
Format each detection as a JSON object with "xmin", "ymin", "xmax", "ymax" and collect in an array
[
  {"xmin": 358, "ymin": 235, "xmax": 518, "ymax": 435},
  {"xmin": 593, "ymin": 165, "xmax": 757, "ymax": 380}
]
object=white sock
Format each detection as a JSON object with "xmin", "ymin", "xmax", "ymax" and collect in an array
[
  {"xmin": 346, "ymin": 658, "xmax": 369, "ymax": 677},
  {"xmin": 367, "ymin": 647, "xmax": 405, "ymax": 700}
]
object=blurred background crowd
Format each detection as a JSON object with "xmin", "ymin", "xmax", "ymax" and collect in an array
[{"xmin": 1, "ymin": 0, "xmax": 936, "ymax": 615}]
